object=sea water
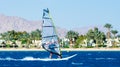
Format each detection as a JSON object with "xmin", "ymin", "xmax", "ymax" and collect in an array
[{"xmin": 0, "ymin": 51, "xmax": 120, "ymax": 67}]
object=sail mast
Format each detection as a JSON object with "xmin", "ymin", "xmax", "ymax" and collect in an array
[{"xmin": 48, "ymin": 11, "xmax": 58, "ymax": 39}]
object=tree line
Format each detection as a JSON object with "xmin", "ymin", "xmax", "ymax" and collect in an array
[
  {"xmin": 0, "ymin": 29, "xmax": 41, "ymax": 48},
  {"xmin": 0, "ymin": 23, "xmax": 119, "ymax": 48},
  {"xmin": 65, "ymin": 23, "xmax": 120, "ymax": 48}
]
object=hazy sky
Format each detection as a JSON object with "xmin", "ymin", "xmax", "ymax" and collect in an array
[{"xmin": 0, "ymin": 0, "xmax": 120, "ymax": 32}]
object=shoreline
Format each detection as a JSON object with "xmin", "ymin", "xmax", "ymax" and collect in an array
[{"xmin": 0, "ymin": 48, "xmax": 120, "ymax": 51}]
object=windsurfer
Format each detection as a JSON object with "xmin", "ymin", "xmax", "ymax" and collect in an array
[
  {"xmin": 42, "ymin": 8, "xmax": 62, "ymax": 59},
  {"xmin": 48, "ymin": 41, "xmax": 62, "ymax": 59}
]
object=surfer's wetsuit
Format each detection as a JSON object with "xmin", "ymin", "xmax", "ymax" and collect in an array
[
  {"xmin": 49, "ymin": 52, "xmax": 62, "ymax": 59},
  {"xmin": 58, "ymin": 54, "xmax": 62, "ymax": 59},
  {"xmin": 49, "ymin": 43, "xmax": 62, "ymax": 59},
  {"xmin": 42, "ymin": 43, "xmax": 62, "ymax": 59}
]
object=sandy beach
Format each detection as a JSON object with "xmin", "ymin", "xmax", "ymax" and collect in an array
[{"xmin": 0, "ymin": 48, "xmax": 120, "ymax": 51}]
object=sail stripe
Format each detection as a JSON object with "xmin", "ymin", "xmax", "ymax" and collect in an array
[
  {"xmin": 42, "ymin": 35, "xmax": 57, "ymax": 38},
  {"xmin": 42, "ymin": 17, "xmax": 51, "ymax": 19},
  {"xmin": 43, "ymin": 26, "xmax": 54, "ymax": 27}
]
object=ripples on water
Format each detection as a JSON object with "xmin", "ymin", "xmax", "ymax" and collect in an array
[{"xmin": 0, "ymin": 51, "xmax": 120, "ymax": 67}]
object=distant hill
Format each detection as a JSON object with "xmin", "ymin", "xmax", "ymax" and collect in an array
[
  {"xmin": 73, "ymin": 25, "xmax": 107, "ymax": 35},
  {"xmin": 0, "ymin": 14, "xmax": 107, "ymax": 38},
  {"xmin": 0, "ymin": 14, "xmax": 42, "ymax": 33},
  {"xmin": 0, "ymin": 14, "xmax": 67, "ymax": 38}
]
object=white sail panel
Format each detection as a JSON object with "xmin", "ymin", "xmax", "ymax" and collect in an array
[{"xmin": 42, "ymin": 8, "xmax": 61, "ymax": 55}]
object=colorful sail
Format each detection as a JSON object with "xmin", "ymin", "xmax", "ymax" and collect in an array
[{"xmin": 42, "ymin": 8, "xmax": 61, "ymax": 55}]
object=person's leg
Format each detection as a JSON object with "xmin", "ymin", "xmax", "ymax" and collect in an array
[
  {"xmin": 58, "ymin": 54, "xmax": 62, "ymax": 59},
  {"xmin": 49, "ymin": 53, "xmax": 52, "ymax": 59}
]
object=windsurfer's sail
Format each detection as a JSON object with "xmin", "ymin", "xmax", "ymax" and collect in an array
[{"xmin": 42, "ymin": 8, "xmax": 61, "ymax": 55}]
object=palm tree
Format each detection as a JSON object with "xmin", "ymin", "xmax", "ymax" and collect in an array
[
  {"xmin": 8, "ymin": 30, "xmax": 17, "ymax": 40},
  {"xmin": 66, "ymin": 30, "xmax": 79, "ymax": 48},
  {"xmin": 111, "ymin": 30, "xmax": 118, "ymax": 38},
  {"xmin": 111, "ymin": 30, "xmax": 118, "ymax": 47},
  {"xmin": 86, "ymin": 27, "xmax": 106, "ymax": 47},
  {"xmin": 30, "ymin": 29, "xmax": 41, "ymax": 43},
  {"xmin": 104, "ymin": 23, "xmax": 112, "ymax": 39},
  {"xmin": 35, "ymin": 29, "xmax": 41, "ymax": 40},
  {"xmin": 76, "ymin": 35, "xmax": 86, "ymax": 48},
  {"xmin": 117, "ymin": 35, "xmax": 120, "ymax": 38}
]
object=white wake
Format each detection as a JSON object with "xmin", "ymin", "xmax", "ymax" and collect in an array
[{"xmin": 0, "ymin": 54, "xmax": 77, "ymax": 61}]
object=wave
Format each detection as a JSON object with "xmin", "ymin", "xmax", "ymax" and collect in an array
[
  {"xmin": 0, "ymin": 57, "xmax": 67, "ymax": 61},
  {"xmin": 0, "ymin": 57, "xmax": 17, "ymax": 61},
  {"xmin": 0, "ymin": 54, "xmax": 77, "ymax": 61},
  {"xmin": 21, "ymin": 57, "xmax": 63, "ymax": 61}
]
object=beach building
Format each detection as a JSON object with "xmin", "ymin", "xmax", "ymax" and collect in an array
[{"xmin": 32, "ymin": 40, "xmax": 41, "ymax": 48}]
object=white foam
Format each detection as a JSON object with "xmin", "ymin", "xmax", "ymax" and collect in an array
[
  {"xmin": 21, "ymin": 57, "xmax": 40, "ymax": 61},
  {"xmin": 0, "ymin": 54, "xmax": 77, "ymax": 61},
  {"xmin": 21, "ymin": 54, "xmax": 77, "ymax": 61},
  {"xmin": 0, "ymin": 57, "xmax": 17, "ymax": 61}
]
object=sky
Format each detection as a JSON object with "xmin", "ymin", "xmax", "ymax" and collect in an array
[{"xmin": 0, "ymin": 0, "xmax": 120, "ymax": 33}]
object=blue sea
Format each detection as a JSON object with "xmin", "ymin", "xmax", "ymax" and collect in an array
[{"xmin": 0, "ymin": 51, "xmax": 120, "ymax": 67}]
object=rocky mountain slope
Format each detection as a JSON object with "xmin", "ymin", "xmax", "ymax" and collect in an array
[
  {"xmin": 0, "ymin": 14, "xmax": 67, "ymax": 38},
  {"xmin": 0, "ymin": 14, "xmax": 106, "ymax": 38}
]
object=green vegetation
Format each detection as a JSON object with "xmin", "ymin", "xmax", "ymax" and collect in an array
[
  {"xmin": 66, "ymin": 30, "xmax": 79, "ymax": 48},
  {"xmin": 0, "ymin": 23, "xmax": 120, "ymax": 48},
  {"xmin": 0, "ymin": 29, "xmax": 41, "ymax": 48},
  {"xmin": 111, "ymin": 30, "xmax": 118, "ymax": 38},
  {"xmin": 75, "ymin": 35, "xmax": 86, "ymax": 48},
  {"xmin": 104, "ymin": 23, "xmax": 112, "ymax": 39},
  {"xmin": 86, "ymin": 27, "xmax": 106, "ymax": 47},
  {"xmin": 64, "ymin": 23, "xmax": 120, "ymax": 48}
]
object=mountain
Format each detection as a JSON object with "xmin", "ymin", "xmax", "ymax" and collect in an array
[
  {"xmin": 0, "ymin": 14, "xmax": 42, "ymax": 33},
  {"xmin": 0, "ymin": 14, "xmax": 67, "ymax": 38},
  {"xmin": 0, "ymin": 14, "xmax": 107, "ymax": 38},
  {"xmin": 73, "ymin": 25, "xmax": 107, "ymax": 35}
]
